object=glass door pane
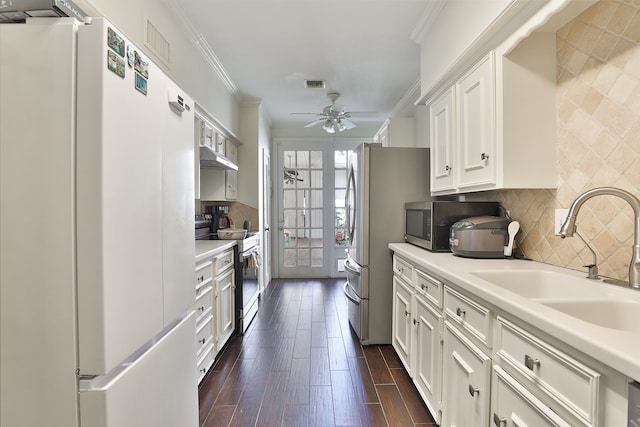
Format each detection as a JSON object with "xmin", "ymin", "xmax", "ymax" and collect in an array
[{"xmin": 282, "ymin": 149, "xmax": 324, "ymax": 273}]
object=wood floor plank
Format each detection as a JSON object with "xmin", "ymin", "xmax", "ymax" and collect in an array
[
  {"xmin": 390, "ymin": 368, "xmax": 433, "ymax": 425},
  {"xmin": 271, "ymin": 337, "xmax": 295, "ymax": 371},
  {"xmin": 379, "ymin": 345, "xmax": 403, "ymax": 369},
  {"xmin": 286, "ymin": 358, "xmax": 311, "ymax": 405},
  {"xmin": 310, "ymin": 385, "xmax": 335, "ymax": 427},
  {"xmin": 310, "ymin": 346, "xmax": 331, "ymax": 386},
  {"xmin": 375, "ymin": 384, "xmax": 416, "ymax": 427},
  {"xmin": 311, "ymin": 321, "xmax": 328, "ymax": 347},
  {"xmin": 283, "ymin": 404, "xmax": 310, "ymax": 427},
  {"xmin": 293, "ymin": 328, "xmax": 312, "ymax": 358},
  {"xmin": 327, "ymin": 336, "xmax": 350, "ymax": 371},
  {"xmin": 358, "ymin": 403, "xmax": 388, "ymax": 427},
  {"xmin": 255, "ymin": 370, "xmax": 289, "ymax": 426},
  {"xmin": 202, "ymin": 404, "xmax": 235, "ymax": 427},
  {"xmin": 215, "ymin": 356, "xmax": 257, "ymax": 405},
  {"xmin": 331, "ymin": 369, "xmax": 362, "ymax": 427},
  {"xmin": 363, "ymin": 346, "xmax": 394, "ymax": 385},
  {"xmin": 348, "ymin": 356, "xmax": 379, "ymax": 404}
]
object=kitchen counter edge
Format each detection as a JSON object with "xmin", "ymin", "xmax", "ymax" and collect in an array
[{"xmin": 196, "ymin": 240, "xmax": 236, "ymax": 263}]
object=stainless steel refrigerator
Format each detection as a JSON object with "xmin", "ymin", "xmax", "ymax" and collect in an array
[
  {"xmin": 343, "ymin": 143, "xmax": 430, "ymax": 344},
  {"xmin": 1, "ymin": 18, "xmax": 198, "ymax": 427}
]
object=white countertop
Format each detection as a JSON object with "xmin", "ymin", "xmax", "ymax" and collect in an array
[
  {"xmin": 195, "ymin": 240, "xmax": 236, "ymax": 263},
  {"xmin": 389, "ymin": 243, "xmax": 640, "ymax": 382}
]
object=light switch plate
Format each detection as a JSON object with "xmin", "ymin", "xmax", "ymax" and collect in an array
[{"xmin": 555, "ymin": 209, "xmax": 570, "ymax": 235}]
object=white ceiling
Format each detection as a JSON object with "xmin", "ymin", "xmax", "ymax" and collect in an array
[{"xmin": 172, "ymin": 0, "xmax": 431, "ymax": 131}]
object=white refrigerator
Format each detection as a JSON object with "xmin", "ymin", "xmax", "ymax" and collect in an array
[
  {"xmin": 0, "ymin": 18, "xmax": 198, "ymax": 427},
  {"xmin": 343, "ymin": 143, "xmax": 430, "ymax": 344}
]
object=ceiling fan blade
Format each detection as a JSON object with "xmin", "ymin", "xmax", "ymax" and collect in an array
[
  {"xmin": 291, "ymin": 112, "xmax": 322, "ymax": 116},
  {"xmin": 341, "ymin": 118, "xmax": 357, "ymax": 130},
  {"xmin": 304, "ymin": 118, "xmax": 325, "ymax": 128},
  {"xmin": 345, "ymin": 111, "xmax": 378, "ymax": 119}
]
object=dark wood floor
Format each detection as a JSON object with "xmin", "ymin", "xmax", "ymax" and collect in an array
[{"xmin": 198, "ymin": 278, "xmax": 438, "ymax": 427}]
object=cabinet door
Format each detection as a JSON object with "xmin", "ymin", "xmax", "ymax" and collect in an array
[
  {"xmin": 429, "ymin": 87, "xmax": 456, "ymax": 193},
  {"xmin": 491, "ymin": 366, "xmax": 571, "ymax": 427},
  {"xmin": 442, "ymin": 321, "xmax": 491, "ymax": 427},
  {"xmin": 414, "ymin": 295, "xmax": 443, "ymax": 424},
  {"xmin": 392, "ymin": 276, "xmax": 413, "ymax": 374},
  {"xmin": 217, "ymin": 268, "xmax": 235, "ymax": 349},
  {"xmin": 456, "ymin": 52, "xmax": 495, "ymax": 190}
]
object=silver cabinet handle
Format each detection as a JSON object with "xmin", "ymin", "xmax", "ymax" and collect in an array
[
  {"xmin": 468, "ymin": 384, "xmax": 479, "ymax": 397},
  {"xmin": 456, "ymin": 307, "xmax": 465, "ymax": 317},
  {"xmin": 524, "ymin": 354, "xmax": 540, "ymax": 370},
  {"xmin": 199, "ymin": 338, "xmax": 206, "ymax": 345},
  {"xmin": 420, "ymin": 284, "xmax": 427, "ymax": 291},
  {"xmin": 493, "ymin": 413, "xmax": 506, "ymax": 426},
  {"xmin": 413, "ymin": 318, "xmax": 419, "ymax": 325},
  {"xmin": 481, "ymin": 152, "xmax": 489, "ymax": 160},
  {"xmin": 445, "ymin": 165, "xmax": 451, "ymax": 171},
  {"xmin": 404, "ymin": 310, "xmax": 410, "ymax": 317}
]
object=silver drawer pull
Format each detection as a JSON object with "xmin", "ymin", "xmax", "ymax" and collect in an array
[
  {"xmin": 456, "ymin": 307, "xmax": 466, "ymax": 317},
  {"xmin": 468, "ymin": 384, "xmax": 479, "ymax": 397},
  {"xmin": 481, "ymin": 152, "xmax": 489, "ymax": 160},
  {"xmin": 413, "ymin": 318, "xmax": 419, "ymax": 325},
  {"xmin": 404, "ymin": 310, "xmax": 410, "ymax": 317},
  {"xmin": 420, "ymin": 284, "xmax": 427, "ymax": 291},
  {"xmin": 198, "ymin": 305, "xmax": 205, "ymax": 312},
  {"xmin": 524, "ymin": 354, "xmax": 540, "ymax": 370},
  {"xmin": 199, "ymin": 338, "xmax": 206, "ymax": 345},
  {"xmin": 493, "ymin": 413, "xmax": 506, "ymax": 426}
]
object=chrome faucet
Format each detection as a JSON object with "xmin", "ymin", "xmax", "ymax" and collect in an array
[{"xmin": 559, "ymin": 187, "xmax": 640, "ymax": 289}]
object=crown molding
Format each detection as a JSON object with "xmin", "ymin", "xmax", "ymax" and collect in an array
[
  {"xmin": 410, "ymin": 0, "xmax": 447, "ymax": 44},
  {"xmin": 162, "ymin": 0, "xmax": 239, "ymax": 98}
]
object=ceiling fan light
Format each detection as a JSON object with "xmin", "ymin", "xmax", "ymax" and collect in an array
[{"xmin": 323, "ymin": 119, "xmax": 336, "ymax": 134}]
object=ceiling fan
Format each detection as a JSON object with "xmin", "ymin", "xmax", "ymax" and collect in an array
[{"xmin": 291, "ymin": 92, "xmax": 377, "ymax": 134}]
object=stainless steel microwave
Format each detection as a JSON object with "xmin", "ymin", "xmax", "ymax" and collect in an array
[{"xmin": 404, "ymin": 201, "xmax": 500, "ymax": 251}]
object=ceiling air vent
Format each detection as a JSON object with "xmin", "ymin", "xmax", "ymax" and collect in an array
[
  {"xmin": 145, "ymin": 20, "xmax": 171, "ymax": 68},
  {"xmin": 305, "ymin": 80, "xmax": 326, "ymax": 89}
]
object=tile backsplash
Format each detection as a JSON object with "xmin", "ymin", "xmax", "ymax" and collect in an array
[{"xmin": 484, "ymin": 0, "xmax": 640, "ymax": 281}]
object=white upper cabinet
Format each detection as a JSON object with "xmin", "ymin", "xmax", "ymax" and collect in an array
[
  {"xmin": 429, "ymin": 87, "xmax": 455, "ymax": 193},
  {"xmin": 427, "ymin": 33, "xmax": 557, "ymax": 195},
  {"xmin": 456, "ymin": 53, "xmax": 496, "ymax": 191}
]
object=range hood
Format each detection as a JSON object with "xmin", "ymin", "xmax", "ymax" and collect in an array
[
  {"xmin": 199, "ymin": 145, "xmax": 238, "ymax": 170},
  {"xmin": 0, "ymin": 0, "xmax": 90, "ymax": 23}
]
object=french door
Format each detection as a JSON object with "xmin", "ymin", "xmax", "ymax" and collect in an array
[{"xmin": 275, "ymin": 139, "xmax": 360, "ymax": 278}]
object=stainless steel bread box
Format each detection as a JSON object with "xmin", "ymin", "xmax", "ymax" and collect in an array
[{"xmin": 450, "ymin": 216, "xmax": 510, "ymax": 258}]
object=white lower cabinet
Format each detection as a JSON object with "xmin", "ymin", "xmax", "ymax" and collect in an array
[
  {"xmin": 390, "ymin": 253, "xmax": 614, "ymax": 427},
  {"xmin": 442, "ymin": 320, "xmax": 491, "ymax": 427},
  {"xmin": 194, "ymin": 247, "xmax": 235, "ymax": 383},
  {"xmin": 413, "ymin": 294, "xmax": 443, "ymax": 424},
  {"xmin": 491, "ymin": 365, "xmax": 571, "ymax": 427},
  {"xmin": 392, "ymin": 275, "xmax": 413, "ymax": 373}
]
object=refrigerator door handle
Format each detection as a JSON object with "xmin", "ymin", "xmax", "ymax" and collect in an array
[
  {"xmin": 344, "ymin": 257, "xmax": 360, "ymax": 275},
  {"xmin": 345, "ymin": 165, "xmax": 356, "ymax": 244},
  {"xmin": 343, "ymin": 282, "xmax": 360, "ymax": 305}
]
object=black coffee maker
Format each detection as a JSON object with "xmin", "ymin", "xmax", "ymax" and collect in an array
[{"xmin": 207, "ymin": 205, "xmax": 231, "ymax": 231}]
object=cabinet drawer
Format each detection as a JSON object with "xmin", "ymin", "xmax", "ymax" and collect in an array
[
  {"xmin": 491, "ymin": 365, "xmax": 572, "ymax": 427},
  {"xmin": 213, "ymin": 249, "xmax": 234, "ymax": 275},
  {"xmin": 197, "ymin": 343, "xmax": 215, "ymax": 383},
  {"xmin": 444, "ymin": 286, "xmax": 492, "ymax": 346},
  {"xmin": 496, "ymin": 316, "xmax": 600, "ymax": 426},
  {"xmin": 194, "ymin": 284, "xmax": 213, "ymax": 323},
  {"xmin": 195, "ymin": 260, "xmax": 213, "ymax": 292},
  {"xmin": 415, "ymin": 268, "xmax": 443, "ymax": 309},
  {"xmin": 195, "ymin": 314, "xmax": 214, "ymax": 355},
  {"xmin": 393, "ymin": 255, "xmax": 413, "ymax": 284}
]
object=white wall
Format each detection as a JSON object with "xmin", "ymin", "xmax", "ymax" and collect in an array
[{"xmin": 77, "ymin": 0, "xmax": 241, "ymax": 135}]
